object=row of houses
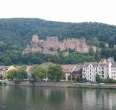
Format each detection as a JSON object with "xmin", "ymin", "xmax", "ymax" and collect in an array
[
  {"xmin": 62, "ymin": 58, "xmax": 116, "ymax": 82},
  {"xmin": 0, "ymin": 58, "xmax": 116, "ymax": 82}
]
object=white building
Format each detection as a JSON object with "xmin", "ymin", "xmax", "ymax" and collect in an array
[
  {"xmin": 82, "ymin": 63, "xmax": 97, "ymax": 82},
  {"xmin": 97, "ymin": 64, "xmax": 108, "ymax": 79},
  {"xmin": 82, "ymin": 63, "xmax": 108, "ymax": 82},
  {"xmin": 108, "ymin": 58, "xmax": 116, "ymax": 80},
  {"xmin": 82, "ymin": 58, "xmax": 116, "ymax": 82}
]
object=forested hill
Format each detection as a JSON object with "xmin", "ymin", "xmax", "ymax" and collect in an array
[
  {"xmin": 0, "ymin": 18, "xmax": 116, "ymax": 65},
  {"xmin": 0, "ymin": 18, "xmax": 116, "ymax": 47}
]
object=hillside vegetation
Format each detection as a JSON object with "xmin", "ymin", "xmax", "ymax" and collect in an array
[{"xmin": 0, "ymin": 18, "xmax": 116, "ymax": 65}]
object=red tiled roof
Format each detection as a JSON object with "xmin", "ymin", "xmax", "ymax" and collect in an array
[{"xmin": 61, "ymin": 64, "xmax": 76, "ymax": 73}]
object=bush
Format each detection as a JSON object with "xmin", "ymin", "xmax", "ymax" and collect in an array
[
  {"xmin": 7, "ymin": 67, "xmax": 27, "ymax": 80},
  {"xmin": 48, "ymin": 64, "xmax": 63, "ymax": 81}
]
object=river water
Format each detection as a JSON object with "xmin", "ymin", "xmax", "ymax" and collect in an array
[{"xmin": 0, "ymin": 86, "xmax": 116, "ymax": 110}]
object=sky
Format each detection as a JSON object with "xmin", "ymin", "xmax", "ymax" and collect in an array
[{"xmin": 0, "ymin": 0, "xmax": 116, "ymax": 25}]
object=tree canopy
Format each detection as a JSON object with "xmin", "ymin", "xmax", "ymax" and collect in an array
[
  {"xmin": 32, "ymin": 63, "xmax": 63, "ymax": 81},
  {"xmin": 6, "ymin": 66, "xmax": 27, "ymax": 80},
  {"xmin": 0, "ymin": 18, "xmax": 116, "ymax": 65}
]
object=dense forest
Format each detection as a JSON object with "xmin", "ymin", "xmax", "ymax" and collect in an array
[{"xmin": 0, "ymin": 18, "xmax": 116, "ymax": 65}]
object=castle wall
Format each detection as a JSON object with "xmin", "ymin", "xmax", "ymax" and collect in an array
[{"xmin": 23, "ymin": 35, "xmax": 91, "ymax": 54}]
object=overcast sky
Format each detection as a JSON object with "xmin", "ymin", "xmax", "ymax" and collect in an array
[{"xmin": 0, "ymin": 0, "xmax": 116, "ymax": 25}]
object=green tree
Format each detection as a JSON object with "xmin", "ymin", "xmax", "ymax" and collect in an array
[
  {"xmin": 7, "ymin": 67, "xmax": 27, "ymax": 80},
  {"xmin": 48, "ymin": 64, "xmax": 63, "ymax": 81},
  {"xmin": 32, "ymin": 64, "xmax": 48, "ymax": 81},
  {"xmin": 96, "ymin": 74, "xmax": 103, "ymax": 83}
]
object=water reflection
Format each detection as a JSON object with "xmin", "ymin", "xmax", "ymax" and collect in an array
[
  {"xmin": 82, "ymin": 89, "xmax": 116, "ymax": 110},
  {"xmin": 0, "ymin": 86, "xmax": 116, "ymax": 110}
]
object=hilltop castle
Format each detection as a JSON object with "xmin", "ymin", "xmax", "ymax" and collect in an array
[{"xmin": 23, "ymin": 35, "xmax": 96, "ymax": 54}]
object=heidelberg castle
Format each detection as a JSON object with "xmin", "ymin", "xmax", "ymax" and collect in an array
[{"xmin": 23, "ymin": 35, "xmax": 96, "ymax": 55}]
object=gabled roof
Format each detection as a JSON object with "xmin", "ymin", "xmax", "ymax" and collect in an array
[
  {"xmin": 61, "ymin": 64, "xmax": 76, "ymax": 73},
  {"xmin": 75, "ymin": 65, "xmax": 83, "ymax": 70}
]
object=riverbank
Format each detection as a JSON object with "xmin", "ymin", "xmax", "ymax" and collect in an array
[{"xmin": 3, "ymin": 81, "xmax": 116, "ymax": 89}]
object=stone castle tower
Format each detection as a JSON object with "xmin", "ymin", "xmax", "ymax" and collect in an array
[{"xmin": 31, "ymin": 35, "xmax": 39, "ymax": 44}]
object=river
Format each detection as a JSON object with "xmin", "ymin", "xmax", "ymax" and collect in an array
[{"xmin": 0, "ymin": 86, "xmax": 116, "ymax": 110}]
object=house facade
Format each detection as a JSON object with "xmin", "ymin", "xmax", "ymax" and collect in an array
[
  {"xmin": 0, "ymin": 66, "xmax": 8, "ymax": 79},
  {"xmin": 82, "ymin": 58, "xmax": 116, "ymax": 82},
  {"xmin": 108, "ymin": 58, "xmax": 116, "ymax": 80},
  {"xmin": 82, "ymin": 63, "xmax": 108, "ymax": 82},
  {"xmin": 110, "ymin": 64, "xmax": 116, "ymax": 80},
  {"xmin": 62, "ymin": 64, "xmax": 82, "ymax": 81}
]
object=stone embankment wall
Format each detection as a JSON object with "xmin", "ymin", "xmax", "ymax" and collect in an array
[{"xmin": 5, "ymin": 81, "xmax": 116, "ymax": 89}]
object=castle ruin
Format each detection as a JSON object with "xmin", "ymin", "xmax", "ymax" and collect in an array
[{"xmin": 23, "ymin": 35, "xmax": 95, "ymax": 54}]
